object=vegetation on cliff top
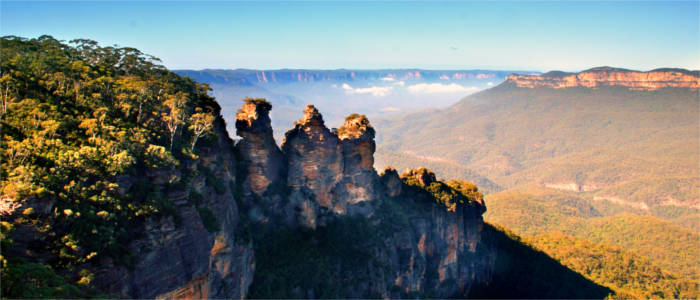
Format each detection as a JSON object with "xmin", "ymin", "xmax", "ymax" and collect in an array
[
  {"xmin": 401, "ymin": 168, "xmax": 484, "ymax": 212},
  {"xmin": 0, "ymin": 35, "xmax": 220, "ymax": 297}
]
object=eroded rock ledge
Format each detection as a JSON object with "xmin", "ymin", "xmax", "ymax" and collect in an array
[{"xmin": 506, "ymin": 67, "xmax": 700, "ymax": 90}]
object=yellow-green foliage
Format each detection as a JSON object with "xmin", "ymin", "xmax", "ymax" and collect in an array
[
  {"xmin": 0, "ymin": 35, "xmax": 222, "ymax": 295},
  {"xmin": 528, "ymin": 232, "xmax": 699, "ymax": 299},
  {"xmin": 401, "ymin": 168, "xmax": 482, "ymax": 211},
  {"xmin": 484, "ymin": 185, "xmax": 700, "ymax": 284}
]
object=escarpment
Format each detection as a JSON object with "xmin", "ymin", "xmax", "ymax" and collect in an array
[
  {"xmin": 3, "ymin": 95, "xmax": 493, "ymax": 299},
  {"xmin": 235, "ymin": 100, "xmax": 493, "ymax": 298},
  {"xmin": 506, "ymin": 67, "xmax": 700, "ymax": 90}
]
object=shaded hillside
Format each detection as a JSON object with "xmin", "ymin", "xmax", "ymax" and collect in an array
[
  {"xmin": 377, "ymin": 75, "xmax": 700, "ymax": 217},
  {"xmin": 467, "ymin": 223, "xmax": 613, "ymax": 299}
]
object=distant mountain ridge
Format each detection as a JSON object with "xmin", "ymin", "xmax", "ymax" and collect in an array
[
  {"xmin": 506, "ymin": 67, "xmax": 700, "ymax": 90},
  {"xmin": 175, "ymin": 69, "xmax": 528, "ymax": 85}
]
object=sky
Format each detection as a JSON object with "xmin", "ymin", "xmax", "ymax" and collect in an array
[{"xmin": 2, "ymin": 1, "xmax": 698, "ymax": 71}]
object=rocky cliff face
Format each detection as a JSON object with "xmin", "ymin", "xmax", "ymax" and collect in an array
[
  {"xmin": 96, "ymin": 119, "xmax": 254, "ymax": 299},
  {"xmin": 3, "ymin": 117, "xmax": 255, "ymax": 299},
  {"xmin": 5, "ymin": 98, "xmax": 492, "ymax": 299},
  {"xmin": 235, "ymin": 100, "xmax": 284, "ymax": 197},
  {"xmin": 506, "ymin": 67, "xmax": 700, "ymax": 90},
  {"xmin": 235, "ymin": 100, "xmax": 493, "ymax": 298}
]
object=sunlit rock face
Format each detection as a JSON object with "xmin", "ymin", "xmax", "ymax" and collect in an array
[{"xmin": 507, "ymin": 67, "xmax": 700, "ymax": 90}]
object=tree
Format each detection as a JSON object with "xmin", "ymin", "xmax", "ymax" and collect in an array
[
  {"xmin": 188, "ymin": 108, "xmax": 215, "ymax": 151},
  {"xmin": 162, "ymin": 91, "xmax": 187, "ymax": 151}
]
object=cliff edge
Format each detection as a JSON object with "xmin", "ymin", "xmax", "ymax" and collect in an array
[{"xmin": 506, "ymin": 67, "xmax": 700, "ymax": 90}]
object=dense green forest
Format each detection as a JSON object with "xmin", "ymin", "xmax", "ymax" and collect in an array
[{"xmin": 0, "ymin": 35, "xmax": 221, "ymax": 297}]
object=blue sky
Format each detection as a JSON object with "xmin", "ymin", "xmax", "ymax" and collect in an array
[{"xmin": 2, "ymin": 1, "xmax": 698, "ymax": 71}]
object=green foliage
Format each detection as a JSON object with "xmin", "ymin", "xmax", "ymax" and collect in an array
[
  {"xmin": 1, "ymin": 260, "xmax": 84, "ymax": 298},
  {"xmin": 144, "ymin": 144, "xmax": 178, "ymax": 168},
  {"xmin": 401, "ymin": 168, "xmax": 482, "ymax": 212},
  {"xmin": 528, "ymin": 232, "xmax": 699, "ymax": 299},
  {"xmin": 0, "ymin": 35, "xmax": 223, "ymax": 292},
  {"xmin": 484, "ymin": 185, "xmax": 700, "ymax": 288}
]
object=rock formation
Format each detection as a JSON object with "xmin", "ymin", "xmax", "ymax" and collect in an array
[
  {"xmin": 235, "ymin": 99, "xmax": 284, "ymax": 197},
  {"xmin": 234, "ymin": 100, "xmax": 491, "ymax": 297},
  {"xmin": 506, "ymin": 67, "xmax": 700, "ymax": 90},
  {"xmin": 4, "ymin": 98, "xmax": 492, "ymax": 299}
]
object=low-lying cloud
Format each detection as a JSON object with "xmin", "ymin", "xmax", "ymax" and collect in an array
[
  {"xmin": 406, "ymin": 83, "xmax": 479, "ymax": 94},
  {"xmin": 342, "ymin": 83, "xmax": 393, "ymax": 97}
]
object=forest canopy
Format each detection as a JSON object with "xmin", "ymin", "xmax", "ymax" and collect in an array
[{"xmin": 0, "ymin": 35, "xmax": 221, "ymax": 297}]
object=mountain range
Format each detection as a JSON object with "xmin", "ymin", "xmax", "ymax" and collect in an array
[{"xmin": 2, "ymin": 36, "xmax": 699, "ymax": 299}]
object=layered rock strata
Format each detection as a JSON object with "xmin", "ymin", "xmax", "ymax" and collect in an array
[{"xmin": 507, "ymin": 67, "xmax": 700, "ymax": 90}]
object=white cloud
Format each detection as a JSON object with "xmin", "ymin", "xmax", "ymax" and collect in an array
[
  {"xmin": 380, "ymin": 77, "xmax": 395, "ymax": 81},
  {"xmin": 380, "ymin": 107, "xmax": 401, "ymax": 112},
  {"xmin": 394, "ymin": 81, "xmax": 405, "ymax": 86},
  {"xmin": 487, "ymin": 82, "xmax": 494, "ymax": 86},
  {"xmin": 406, "ymin": 83, "xmax": 479, "ymax": 94},
  {"xmin": 342, "ymin": 83, "xmax": 393, "ymax": 97}
]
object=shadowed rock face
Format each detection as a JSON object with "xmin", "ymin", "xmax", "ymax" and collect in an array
[
  {"xmin": 235, "ymin": 100, "xmax": 284, "ymax": 196},
  {"xmin": 506, "ymin": 67, "xmax": 700, "ymax": 90},
  {"xmin": 282, "ymin": 105, "xmax": 344, "ymax": 213}
]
